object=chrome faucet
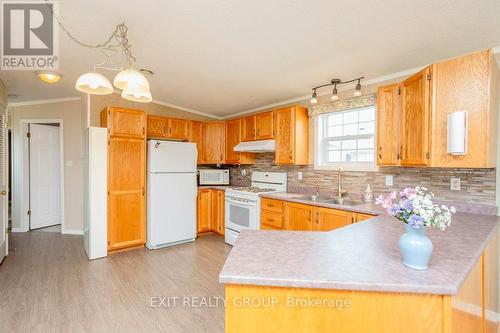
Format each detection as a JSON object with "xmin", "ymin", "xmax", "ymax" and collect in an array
[{"xmin": 336, "ymin": 168, "xmax": 346, "ymax": 199}]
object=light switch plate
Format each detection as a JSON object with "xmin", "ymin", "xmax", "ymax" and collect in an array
[
  {"xmin": 298, "ymin": 171, "xmax": 303, "ymax": 180},
  {"xmin": 450, "ymin": 178, "xmax": 461, "ymax": 191},
  {"xmin": 385, "ymin": 175, "xmax": 394, "ymax": 187}
]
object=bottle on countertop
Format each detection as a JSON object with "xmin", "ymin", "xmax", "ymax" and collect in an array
[{"xmin": 364, "ymin": 184, "xmax": 373, "ymax": 203}]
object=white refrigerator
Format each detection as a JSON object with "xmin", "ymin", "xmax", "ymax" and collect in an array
[{"xmin": 146, "ymin": 140, "xmax": 197, "ymax": 249}]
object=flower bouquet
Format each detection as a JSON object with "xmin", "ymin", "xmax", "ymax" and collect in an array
[{"xmin": 376, "ymin": 186, "xmax": 455, "ymax": 270}]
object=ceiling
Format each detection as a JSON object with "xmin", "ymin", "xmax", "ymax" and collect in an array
[{"xmin": 2, "ymin": 0, "xmax": 500, "ymax": 117}]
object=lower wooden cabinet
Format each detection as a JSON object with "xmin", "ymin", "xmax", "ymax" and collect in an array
[
  {"xmin": 260, "ymin": 198, "xmax": 376, "ymax": 232},
  {"xmin": 197, "ymin": 188, "xmax": 224, "ymax": 235}
]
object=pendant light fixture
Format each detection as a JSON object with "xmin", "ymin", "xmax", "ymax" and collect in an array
[
  {"xmin": 121, "ymin": 90, "xmax": 152, "ymax": 103},
  {"xmin": 48, "ymin": 5, "xmax": 153, "ymax": 102},
  {"xmin": 310, "ymin": 77, "xmax": 364, "ymax": 104},
  {"xmin": 75, "ymin": 72, "xmax": 114, "ymax": 95}
]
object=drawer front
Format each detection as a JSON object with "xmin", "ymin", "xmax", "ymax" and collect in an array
[
  {"xmin": 261, "ymin": 211, "xmax": 283, "ymax": 229},
  {"xmin": 261, "ymin": 198, "xmax": 284, "ymax": 214},
  {"xmin": 261, "ymin": 223, "xmax": 282, "ymax": 230}
]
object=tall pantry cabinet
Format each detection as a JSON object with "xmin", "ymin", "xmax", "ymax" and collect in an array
[{"xmin": 100, "ymin": 107, "xmax": 147, "ymax": 251}]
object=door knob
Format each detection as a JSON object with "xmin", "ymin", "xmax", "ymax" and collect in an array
[{"xmin": 0, "ymin": 191, "xmax": 6, "ymax": 195}]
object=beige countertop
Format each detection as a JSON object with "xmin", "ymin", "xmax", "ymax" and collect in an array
[
  {"xmin": 197, "ymin": 185, "xmax": 232, "ymax": 190},
  {"xmin": 259, "ymin": 192, "xmax": 385, "ymax": 215},
  {"xmin": 219, "ymin": 213, "xmax": 499, "ymax": 295}
]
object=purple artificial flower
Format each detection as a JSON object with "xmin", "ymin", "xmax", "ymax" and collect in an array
[
  {"xmin": 400, "ymin": 199, "xmax": 413, "ymax": 212},
  {"xmin": 408, "ymin": 214, "xmax": 424, "ymax": 229},
  {"xmin": 401, "ymin": 188, "xmax": 417, "ymax": 200},
  {"xmin": 388, "ymin": 204, "xmax": 401, "ymax": 216}
]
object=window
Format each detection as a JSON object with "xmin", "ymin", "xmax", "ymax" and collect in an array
[{"xmin": 315, "ymin": 106, "xmax": 377, "ymax": 171}]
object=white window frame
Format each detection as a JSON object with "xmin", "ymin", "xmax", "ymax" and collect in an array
[{"xmin": 314, "ymin": 106, "xmax": 379, "ymax": 172}]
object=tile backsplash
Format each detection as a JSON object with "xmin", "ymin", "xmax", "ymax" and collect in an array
[{"xmin": 227, "ymin": 153, "xmax": 497, "ymax": 207}]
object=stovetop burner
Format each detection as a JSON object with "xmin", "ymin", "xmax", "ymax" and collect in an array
[{"xmin": 230, "ymin": 186, "xmax": 277, "ymax": 193}]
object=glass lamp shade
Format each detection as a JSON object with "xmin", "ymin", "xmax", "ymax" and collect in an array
[
  {"xmin": 113, "ymin": 67, "xmax": 150, "ymax": 93},
  {"xmin": 121, "ymin": 90, "xmax": 152, "ymax": 103},
  {"xmin": 75, "ymin": 72, "xmax": 113, "ymax": 95}
]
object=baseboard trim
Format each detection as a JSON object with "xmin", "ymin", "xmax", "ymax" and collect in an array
[
  {"xmin": 61, "ymin": 228, "xmax": 84, "ymax": 235},
  {"xmin": 11, "ymin": 227, "xmax": 28, "ymax": 233}
]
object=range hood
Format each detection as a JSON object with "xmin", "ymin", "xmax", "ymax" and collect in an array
[{"xmin": 233, "ymin": 139, "xmax": 276, "ymax": 153}]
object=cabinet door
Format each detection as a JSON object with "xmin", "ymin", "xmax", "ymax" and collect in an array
[
  {"xmin": 167, "ymin": 118, "xmax": 188, "ymax": 140},
  {"xmin": 108, "ymin": 107, "xmax": 146, "ymax": 138},
  {"xmin": 188, "ymin": 121, "xmax": 203, "ymax": 164},
  {"xmin": 285, "ymin": 202, "xmax": 313, "ymax": 231},
  {"xmin": 354, "ymin": 213, "xmax": 375, "ymax": 223},
  {"xmin": 197, "ymin": 189, "xmax": 211, "ymax": 233},
  {"xmin": 313, "ymin": 207, "xmax": 352, "ymax": 231},
  {"xmin": 225, "ymin": 119, "xmax": 242, "ymax": 164},
  {"xmin": 256, "ymin": 111, "xmax": 274, "ymax": 140},
  {"xmin": 211, "ymin": 190, "xmax": 225, "ymax": 235},
  {"xmin": 400, "ymin": 67, "xmax": 431, "ymax": 166},
  {"xmin": 108, "ymin": 137, "xmax": 146, "ymax": 250},
  {"xmin": 377, "ymin": 84, "xmax": 400, "ymax": 165},
  {"xmin": 275, "ymin": 108, "xmax": 294, "ymax": 164},
  {"xmin": 241, "ymin": 116, "xmax": 256, "ymax": 142},
  {"xmin": 202, "ymin": 122, "xmax": 225, "ymax": 164},
  {"xmin": 147, "ymin": 116, "xmax": 167, "ymax": 138}
]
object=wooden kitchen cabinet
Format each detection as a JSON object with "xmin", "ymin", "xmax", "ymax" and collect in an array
[
  {"xmin": 197, "ymin": 188, "xmax": 225, "ymax": 235},
  {"xmin": 197, "ymin": 189, "xmax": 212, "ymax": 234},
  {"xmin": 211, "ymin": 190, "xmax": 225, "ymax": 235},
  {"xmin": 353, "ymin": 212, "xmax": 376, "ymax": 223},
  {"xmin": 101, "ymin": 107, "xmax": 146, "ymax": 252},
  {"xmin": 284, "ymin": 202, "xmax": 314, "ymax": 231},
  {"xmin": 225, "ymin": 119, "xmax": 254, "ymax": 164},
  {"xmin": 241, "ymin": 115, "xmax": 257, "ymax": 141},
  {"xmin": 377, "ymin": 83, "xmax": 401, "ymax": 165},
  {"xmin": 400, "ymin": 66, "xmax": 432, "ymax": 166},
  {"xmin": 147, "ymin": 115, "xmax": 167, "ymax": 138},
  {"xmin": 202, "ymin": 122, "xmax": 225, "ymax": 164},
  {"xmin": 167, "ymin": 118, "xmax": 188, "ymax": 140},
  {"xmin": 188, "ymin": 120, "xmax": 203, "ymax": 164},
  {"xmin": 313, "ymin": 207, "xmax": 353, "ymax": 231},
  {"xmin": 261, "ymin": 198, "xmax": 284, "ymax": 230},
  {"xmin": 274, "ymin": 106, "xmax": 309, "ymax": 165},
  {"xmin": 255, "ymin": 111, "xmax": 274, "ymax": 140}
]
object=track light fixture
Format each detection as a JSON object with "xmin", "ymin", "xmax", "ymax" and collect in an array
[{"xmin": 310, "ymin": 77, "xmax": 364, "ymax": 104}]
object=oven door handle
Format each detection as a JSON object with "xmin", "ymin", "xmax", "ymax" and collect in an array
[{"xmin": 226, "ymin": 198, "xmax": 256, "ymax": 206}]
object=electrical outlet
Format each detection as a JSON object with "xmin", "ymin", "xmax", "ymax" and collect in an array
[
  {"xmin": 450, "ymin": 178, "xmax": 461, "ymax": 191},
  {"xmin": 298, "ymin": 171, "xmax": 303, "ymax": 180},
  {"xmin": 241, "ymin": 169, "xmax": 247, "ymax": 176},
  {"xmin": 385, "ymin": 175, "xmax": 393, "ymax": 187}
]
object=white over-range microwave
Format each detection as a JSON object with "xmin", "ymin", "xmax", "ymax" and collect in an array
[{"xmin": 198, "ymin": 169, "xmax": 230, "ymax": 185}]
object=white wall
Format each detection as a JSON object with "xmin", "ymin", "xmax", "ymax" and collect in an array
[{"xmin": 9, "ymin": 98, "xmax": 85, "ymax": 233}]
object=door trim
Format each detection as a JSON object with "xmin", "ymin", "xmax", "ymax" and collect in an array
[{"xmin": 14, "ymin": 119, "xmax": 65, "ymax": 233}]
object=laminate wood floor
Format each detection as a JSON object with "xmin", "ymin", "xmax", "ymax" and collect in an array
[{"xmin": 0, "ymin": 231, "xmax": 231, "ymax": 332}]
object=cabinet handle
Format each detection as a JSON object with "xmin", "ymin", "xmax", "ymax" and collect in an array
[
  {"xmin": 170, "ymin": 127, "xmax": 172, "ymax": 135},
  {"xmin": 257, "ymin": 128, "xmax": 260, "ymax": 136},
  {"xmin": 308, "ymin": 211, "xmax": 312, "ymax": 223},
  {"xmin": 378, "ymin": 146, "xmax": 382, "ymax": 159},
  {"xmin": 316, "ymin": 211, "xmax": 319, "ymax": 224}
]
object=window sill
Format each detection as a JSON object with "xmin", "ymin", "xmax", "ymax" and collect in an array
[{"xmin": 314, "ymin": 163, "xmax": 379, "ymax": 172}]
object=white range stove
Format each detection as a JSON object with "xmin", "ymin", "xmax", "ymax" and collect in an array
[{"xmin": 224, "ymin": 171, "xmax": 287, "ymax": 245}]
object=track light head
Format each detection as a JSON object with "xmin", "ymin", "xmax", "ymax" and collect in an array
[
  {"xmin": 331, "ymin": 85, "xmax": 339, "ymax": 101},
  {"xmin": 310, "ymin": 90, "xmax": 318, "ymax": 104},
  {"xmin": 354, "ymin": 80, "xmax": 362, "ymax": 96}
]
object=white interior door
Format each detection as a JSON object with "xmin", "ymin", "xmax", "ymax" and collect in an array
[
  {"xmin": 0, "ymin": 114, "xmax": 7, "ymax": 263},
  {"xmin": 29, "ymin": 124, "xmax": 61, "ymax": 230}
]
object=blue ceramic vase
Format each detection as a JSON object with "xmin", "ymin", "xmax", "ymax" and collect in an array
[{"xmin": 399, "ymin": 224, "xmax": 433, "ymax": 270}]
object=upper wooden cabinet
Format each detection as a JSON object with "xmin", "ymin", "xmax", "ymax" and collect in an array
[
  {"xmin": 146, "ymin": 115, "xmax": 188, "ymax": 140},
  {"xmin": 275, "ymin": 106, "xmax": 309, "ymax": 165},
  {"xmin": 225, "ymin": 119, "xmax": 254, "ymax": 164},
  {"xmin": 241, "ymin": 111, "xmax": 274, "ymax": 141},
  {"xmin": 400, "ymin": 66, "xmax": 432, "ymax": 166},
  {"xmin": 241, "ymin": 115, "xmax": 257, "ymax": 142},
  {"xmin": 188, "ymin": 120, "xmax": 203, "ymax": 164},
  {"xmin": 377, "ymin": 83, "xmax": 401, "ymax": 165},
  {"xmin": 202, "ymin": 121, "xmax": 225, "ymax": 164},
  {"xmin": 255, "ymin": 111, "xmax": 274, "ymax": 139},
  {"xmin": 102, "ymin": 107, "xmax": 146, "ymax": 138},
  {"xmin": 376, "ymin": 49, "xmax": 499, "ymax": 168}
]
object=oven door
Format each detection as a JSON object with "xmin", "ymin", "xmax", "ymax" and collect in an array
[{"xmin": 225, "ymin": 196, "xmax": 258, "ymax": 232}]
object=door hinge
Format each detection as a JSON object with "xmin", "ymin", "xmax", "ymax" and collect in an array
[
  {"xmin": 142, "ymin": 187, "xmax": 145, "ymax": 196},
  {"xmin": 27, "ymin": 210, "xmax": 31, "ymax": 216},
  {"xmin": 426, "ymin": 73, "xmax": 432, "ymax": 81},
  {"xmin": 398, "ymin": 88, "xmax": 401, "ymax": 95},
  {"xmin": 425, "ymin": 152, "xmax": 430, "ymax": 159},
  {"xmin": 107, "ymin": 240, "xmax": 110, "ymax": 245}
]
